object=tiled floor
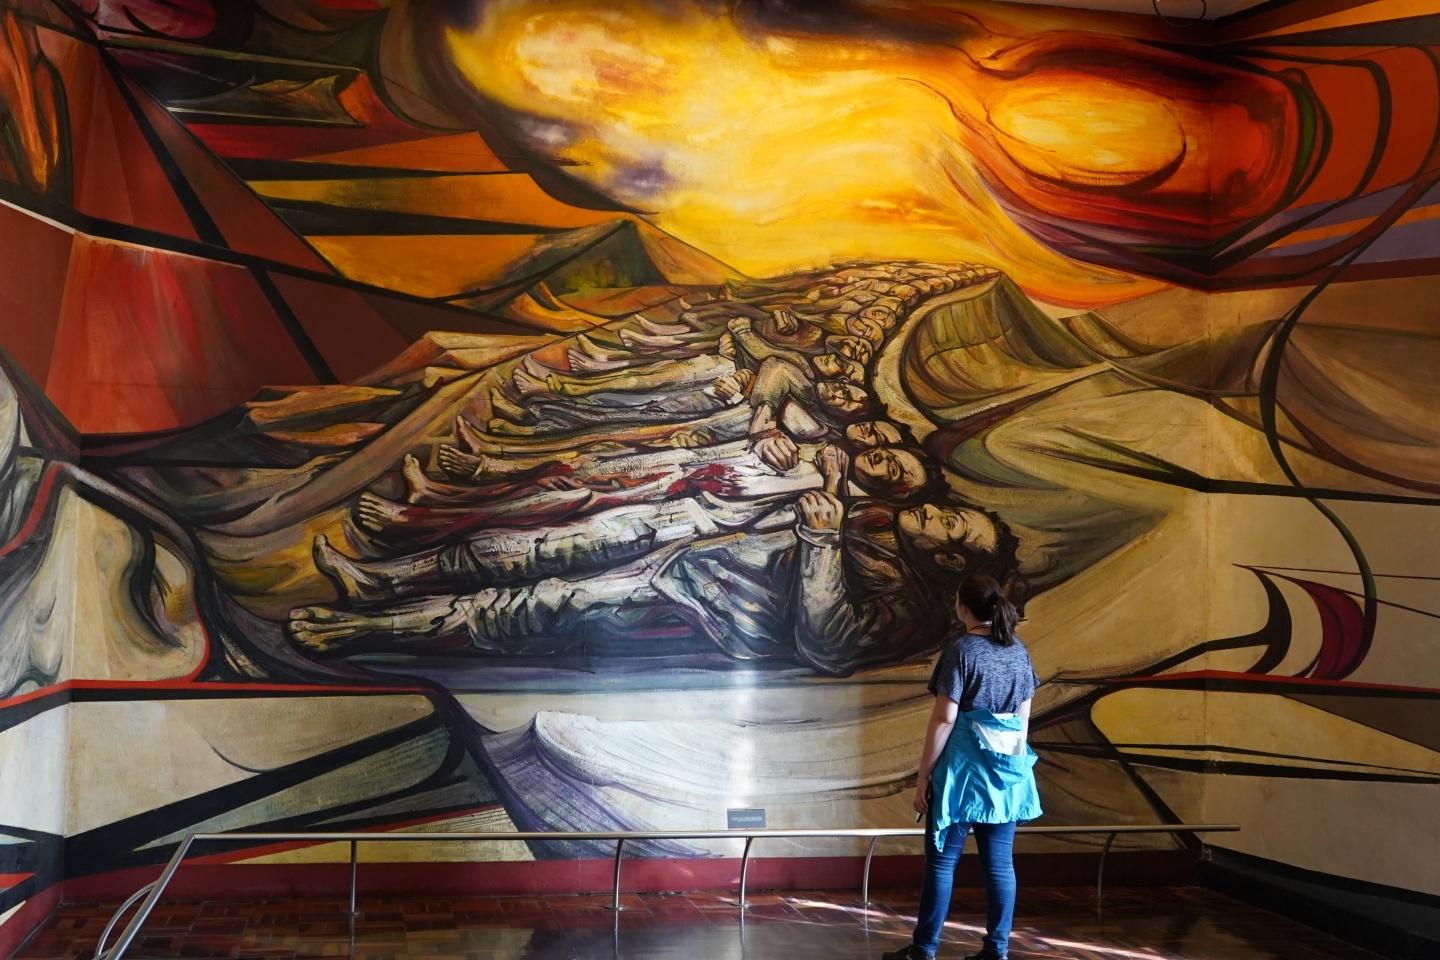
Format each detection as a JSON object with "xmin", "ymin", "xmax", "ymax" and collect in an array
[{"xmin": 20, "ymin": 886, "xmax": 1379, "ymax": 960}]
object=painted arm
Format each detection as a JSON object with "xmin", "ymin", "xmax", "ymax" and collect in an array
[
  {"xmin": 728, "ymin": 316, "xmax": 810, "ymax": 368},
  {"xmin": 789, "ymin": 491, "xmax": 916, "ymax": 676},
  {"xmin": 747, "ymin": 357, "xmax": 817, "ymax": 470}
]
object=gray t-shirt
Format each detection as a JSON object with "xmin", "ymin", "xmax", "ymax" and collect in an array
[{"xmin": 927, "ymin": 631, "xmax": 1039, "ymax": 713}]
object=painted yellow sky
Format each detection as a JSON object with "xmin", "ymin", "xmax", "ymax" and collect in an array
[{"xmin": 441, "ymin": 2, "xmax": 1165, "ymax": 306}]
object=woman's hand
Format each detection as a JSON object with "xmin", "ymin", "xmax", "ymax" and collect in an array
[{"xmin": 912, "ymin": 784, "xmax": 929, "ymax": 817}]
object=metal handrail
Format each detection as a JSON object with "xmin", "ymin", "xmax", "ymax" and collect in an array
[{"xmin": 96, "ymin": 823, "xmax": 1239, "ymax": 960}]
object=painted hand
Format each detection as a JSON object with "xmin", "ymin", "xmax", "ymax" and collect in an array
[
  {"xmin": 798, "ymin": 490, "xmax": 843, "ymax": 530},
  {"xmin": 817, "ymin": 442, "xmax": 849, "ymax": 490},
  {"xmin": 713, "ymin": 368, "xmax": 753, "ymax": 403},
  {"xmin": 667, "ymin": 427, "xmax": 712, "ymax": 449},
  {"xmin": 754, "ymin": 433, "xmax": 799, "ymax": 471}
]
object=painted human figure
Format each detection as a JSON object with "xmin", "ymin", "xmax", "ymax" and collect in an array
[{"xmin": 288, "ymin": 485, "xmax": 1011, "ymax": 677}]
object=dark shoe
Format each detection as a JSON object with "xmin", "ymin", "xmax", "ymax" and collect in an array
[
  {"xmin": 881, "ymin": 947, "xmax": 934, "ymax": 960},
  {"xmin": 963, "ymin": 952, "xmax": 1006, "ymax": 960}
]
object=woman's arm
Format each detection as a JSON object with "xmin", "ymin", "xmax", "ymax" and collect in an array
[
  {"xmin": 1018, "ymin": 698, "xmax": 1032, "ymax": 742},
  {"xmin": 913, "ymin": 694, "xmax": 960, "ymax": 815}
]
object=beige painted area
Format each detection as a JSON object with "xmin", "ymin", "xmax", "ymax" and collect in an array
[
  {"xmin": 64, "ymin": 696, "xmax": 434, "ymax": 835},
  {"xmin": 0, "ymin": 488, "xmax": 79, "ymax": 694},
  {"xmin": 1023, "ymin": 493, "xmax": 1208, "ymax": 682},
  {"xmin": 457, "ymin": 672, "xmax": 928, "ymax": 732},
  {"xmin": 0, "ymin": 707, "xmax": 69, "ymax": 835},
  {"xmin": 0, "ymin": 488, "xmax": 210, "ymax": 690},
  {"xmin": 1207, "ymin": 496, "xmax": 1440, "ymax": 689},
  {"xmin": 239, "ymin": 806, "xmax": 535, "ymax": 864},
  {"xmin": 1204, "ymin": 778, "xmax": 1440, "ymax": 895},
  {"xmin": 67, "ymin": 500, "xmax": 207, "ymax": 683},
  {"xmin": 1095, "ymin": 688, "xmax": 1440, "ymax": 775}
]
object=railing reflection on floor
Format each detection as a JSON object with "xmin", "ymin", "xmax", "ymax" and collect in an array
[{"xmin": 95, "ymin": 823, "xmax": 1239, "ymax": 960}]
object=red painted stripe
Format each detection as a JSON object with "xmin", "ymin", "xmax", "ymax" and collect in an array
[
  {"xmin": 0, "ymin": 463, "xmax": 62, "ymax": 559},
  {"xmin": 1098, "ymin": 670, "xmax": 1439, "ymax": 694},
  {"xmin": 0, "ymin": 680, "xmax": 432, "ymax": 713},
  {"xmin": 0, "ymin": 881, "xmax": 61, "ymax": 957},
  {"xmin": 63, "ymin": 851, "xmax": 1197, "ymax": 902}
]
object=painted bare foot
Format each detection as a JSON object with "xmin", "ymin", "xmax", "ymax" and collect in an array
[
  {"xmin": 487, "ymin": 417, "xmax": 536, "ymax": 437},
  {"xmin": 438, "ymin": 444, "xmax": 490, "ymax": 479},
  {"xmin": 312, "ymin": 535, "xmax": 391, "ymax": 605},
  {"xmin": 488, "ymin": 388, "xmax": 532, "ymax": 425},
  {"xmin": 567, "ymin": 349, "xmax": 631, "ymax": 373},
  {"xmin": 355, "ymin": 492, "xmax": 405, "ymax": 533},
  {"xmin": 510, "ymin": 366, "xmax": 551, "ymax": 398},
  {"xmin": 287, "ymin": 606, "xmax": 382, "ymax": 653},
  {"xmin": 454, "ymin": 415, "xmax": 489, "ymax": 454},
  {"xmin": 637, "ymin": 315, "xmax": 688, "ymax": 336},
  {"xmin": 619, "ymin": 328, "xmax": 683, "ymax": 352},
  {"xmin": 401, "ymin": 453, "xmax": 434, "ymax": 504},
  {"xmin": 519, "ymin": 354, "xmax": 555, "ymax": 380},
  {"xmin": 575, "ymin": 334, "xmax": 624, "ymax": 362}
]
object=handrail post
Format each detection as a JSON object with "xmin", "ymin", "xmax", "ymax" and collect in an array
[
  {"xmin": 99, "ymin": 834, "xmax": 196, "ymax": 960},
  {"xmin": 348, "ymin": 840, "xmax": 359, "ymax": 917},
  {"xmin": 610, "ymin": 838, "xmax": 626, "ymax": 912},
  {"xmin": 95, "ymin": 881, "xmax": 158, "ymax": 959},
  {"xmin": 737, "ymin": 836, "xmax": 756, "ymax": 910},
  {"xmin": 1096, "ymin": 831, "xmax": 1118, "ymax": 912},
  {"xmin": 861, "ymin": 836, "xmax": 880, "ymax": 908}
]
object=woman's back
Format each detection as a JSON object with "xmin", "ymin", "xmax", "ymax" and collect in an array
[{"xmin": 928, "ymin": 631, "xmax": 1038, "ymax": 714}]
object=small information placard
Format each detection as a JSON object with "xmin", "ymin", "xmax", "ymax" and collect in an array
[{"xmin": 727, "ymin": 808, "xmax": 767, "ymax": 830}]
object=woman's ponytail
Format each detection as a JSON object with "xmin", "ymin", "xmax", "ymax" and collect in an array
[
  {"xmin": 992, "ymin": 594, "xmax": 1019, "ymax": 647},
  {"xmin": 957, "ymin": 574, "xmax": 1022, "ymax": 646}
]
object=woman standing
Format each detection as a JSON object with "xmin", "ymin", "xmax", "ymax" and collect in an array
[{"xmin": 884, "ymin": 575, "xmax": 1041, "ymax": 960}]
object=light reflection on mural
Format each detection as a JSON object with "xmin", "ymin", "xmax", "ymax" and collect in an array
[{"xmin": 1, "ymin": 0, "xmax": 1439, "ymax": 938}]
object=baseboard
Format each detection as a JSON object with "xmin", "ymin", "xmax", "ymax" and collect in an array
[
  {"xmin": 0, "ymin": 884, "xmax": 63, "ymax": 960},
  {"xmin": 1201, "ymin": 847, "xmax": 1440, "ymax": 960},
  {"xmin": 61, "ymin": 850, "xmax": 1196, "ymax": 903}
]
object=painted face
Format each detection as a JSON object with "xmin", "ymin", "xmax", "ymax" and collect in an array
[
  {"xmin": 898, "ymin": 504, "xmax": 999, "ymax": 555},
  {"xmin": 817, "ymin": 380, "xmax": 869, "ymax": 416},
  {"xmin": 845, "ymin": 420, "xmax": 902, "ymax": 448},
  {"xmin": 847, "ymin": 315, "xmax": 884, "ymax": 345},
  {"xmin": 860, "ymin": 305, "xmax": 898, "ymax": 328},
  {"xmin": 826, "ymin": 335, "xmax": 873, "ymax": 364},
  {"xmin": 853, "ymin": 447, "xmax": 927, "ymax": 498},
  {"xmin": 811, "ymin": 353, "xmax": 863, "ymax": 382}
]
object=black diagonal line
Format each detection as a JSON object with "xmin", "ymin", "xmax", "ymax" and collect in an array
[
  {"xmin": 65, "ymin": 710, "xmax": 443, "ymax": 870},
  {"xmin": 0, "ymin": 177, "xmax": 546, "ymax": 333},
  {"xmin": 262, "ymin": 198, "xmax": 570, "ymax": 237},
  {"xmin": 249, "ymin": 267, "xmax": 335, "ymax": 381},
  {"xmin": 99, "ymin": 49, "xmax": 224, "ymax": 245}
]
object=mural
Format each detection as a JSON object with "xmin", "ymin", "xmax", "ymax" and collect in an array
[{"xmin": 2, "ymin": 0, "xmax": 1439, "ymax": 942}]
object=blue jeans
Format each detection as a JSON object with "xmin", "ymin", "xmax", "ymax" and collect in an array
[{"xmin": 912, "ymin": 808, "xmax": 1018, "ymax": 958}]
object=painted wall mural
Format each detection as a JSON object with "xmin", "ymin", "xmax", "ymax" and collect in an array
[{"xmin": 2, "ymin": 0, "xmax": 1439, "ymax": 942}]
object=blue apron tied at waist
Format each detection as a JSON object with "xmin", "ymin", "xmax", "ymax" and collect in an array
[{"xmin": 929, "ymin": 709, "xmax": 1043, "ymax": 851}]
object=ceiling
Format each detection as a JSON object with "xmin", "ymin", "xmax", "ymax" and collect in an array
[{"xmin": 998, "ymin": 0, "xmax": 1275, "ymax": 19}]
